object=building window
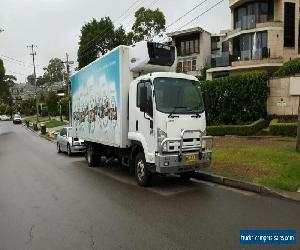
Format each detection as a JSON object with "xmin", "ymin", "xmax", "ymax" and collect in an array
[
  {"xmin": 180, "ymin": 59, "xmax": 197, "ymax": 72},
  {"xmin": 284, "ymin": 2, "xmax": 295, "ymax": 47},
  {"xmin": 194, "ymin": 39, "xmax": 199, "ymax": 53},
  {"xmin": 192, "ymin": 60, "xmax": 197, "ymax": 71},
  {"xmin": 176, "ymin": 35, "xmax": 200, "ymax": 56},
  {"xmin": 234, "ymin": 1, "xmax": 274, "ymax": 29}
]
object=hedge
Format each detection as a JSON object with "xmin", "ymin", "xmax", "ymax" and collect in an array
[
  {"xmin": 207, "ymin": 118, "xmax": 266, "ymax": 136},
  {"xmin": 200, "ymin": 71, "xmax": 269, "ymax": 125},
  {"xmin": 273, "ymin": 58, "xmax": 300, "ymax": 77},
  {"xmin": 269, "ymin": 119, "xmax": 297, "ymax": 137}
]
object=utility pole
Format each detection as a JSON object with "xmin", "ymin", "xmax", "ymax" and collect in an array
[
  {"xmin": 27, "ymin": 44, "xmax": 39, "ymax": 122},
  {"xmin": 62, "ymin": 53, "xmax": 74, "ymax": 126}
]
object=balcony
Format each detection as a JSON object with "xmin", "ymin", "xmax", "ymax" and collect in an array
[
  {"xmin": 210, "ymin": 47, "xmax": 271, "ymax": 68},
  {"xmin": 228, "ymin": 21, "xmax": 282, "ymax": 39}
]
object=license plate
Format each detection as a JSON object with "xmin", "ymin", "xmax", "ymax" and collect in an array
[{"xmin": 185, "ymin": 154, "xmax": 197, "ymax": 163}]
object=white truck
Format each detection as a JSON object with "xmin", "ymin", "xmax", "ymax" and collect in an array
[{"xmin": 71, "ymin": 41, "xmax": 213, "ymax": 186}]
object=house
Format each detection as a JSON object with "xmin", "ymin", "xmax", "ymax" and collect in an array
[
  {"xmin": 207, "ymin": 0, "xmax": 300, "ymax": 80},
  {"xmin": 167, "ymin": 27, "xmax": 211, "ymax": 76}
]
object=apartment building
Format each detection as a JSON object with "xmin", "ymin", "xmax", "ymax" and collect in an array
[
  {"xmin": 207, "ymin": 0, "xmax": 300, "ymax": 80},
  {"xmin": 167, "ymin": 27, "xmax": 211, "ymax": 76}
]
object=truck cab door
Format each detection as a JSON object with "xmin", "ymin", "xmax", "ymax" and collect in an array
[{"xmin": 135, "ymin": 81, "xmax": 155, "ymax": 160}]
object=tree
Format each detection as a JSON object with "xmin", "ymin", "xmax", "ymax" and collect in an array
[
  {"xmin": 77, "ymin": 17, "xmax": 130, "ymax": 69},
  {"xmin": 0, "ymin": 59, "xmax": 13, "ymax": 104},
  {"xmin": 46, "ymin": 91, "xmax": 59, "ymax": 116},
  {"xmin": 131, "ymin": 7, "xmax": 166, "ymax": 42},
  {"xmin": 27, "ymin": 74, "xmax": 35, "ymax": 85},
  {"xmin": 42, "ymin": 58, "xmax": 67, "ymax": 84},
  {"xmin": 4, "ymin": 75, "xmax": 17, "ymax": 86}
]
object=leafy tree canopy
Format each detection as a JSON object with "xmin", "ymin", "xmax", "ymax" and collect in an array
[
  {"xmin": 77, "ymin": 17, "xmax": 131, "ymax": 69},
  {"xmin": 131, "ymin": 7, "xmax": 166, "ymax": 42}
]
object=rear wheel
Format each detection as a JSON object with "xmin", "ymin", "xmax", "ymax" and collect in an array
[
  {"xmin": 135, "ymin": 152, "xmax": 151, "ymax": 187},
  {"xmin": 86, "ymin": 143, "xmax": 101, "ymax": 167},
  {"xmin": 179, "ymin": 172, "xmax": 194, "ymax": 182}
]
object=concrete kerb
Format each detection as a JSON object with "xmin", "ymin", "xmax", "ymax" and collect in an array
[
  {"xmin": 23, "ymin": 124, "xmax": 56, "ymax": 144},
  {"xmin": 194, "ymin": 171, "xmax": 300, "ymax": 203}
]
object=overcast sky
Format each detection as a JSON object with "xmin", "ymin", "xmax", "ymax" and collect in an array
[{"xmin": 0, "ymin": 0, "xmax": 230, "ymax": 83}]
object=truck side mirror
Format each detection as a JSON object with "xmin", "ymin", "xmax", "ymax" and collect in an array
[{"xmin": 139, "ymin": 86, "xmax": 147, "ymax": 113}]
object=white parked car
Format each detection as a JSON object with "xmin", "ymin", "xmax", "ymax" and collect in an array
[
  {"xmin": 57, "ymin": 127, "xmax": 86, "ymax": 156},
  {"xmin": 12, "ymin": 114, "xmax": 22, "ymax": 124},
  {"xmin": 0, "ymin": 114, "xmax": 10, "ymax": 121}
]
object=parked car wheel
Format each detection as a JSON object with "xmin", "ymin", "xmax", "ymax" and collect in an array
[
  {"xmin": 135, "ymin": 152, "xmax": 151, "ymax": 187},
  {"xmin": 57, "ymin": 143, "xmax": 62, "ymax": 153},
  {"xmin": 86, "ymin": 143, "xmax": 101, "ymax": 167},
  {"xmin": 67, "ymin": 143, "xmax": 72, "ymax": 156}
]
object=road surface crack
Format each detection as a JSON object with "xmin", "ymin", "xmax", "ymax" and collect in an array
[
  {"xmin": 89, "ymin": 225, "xmax": 96, "ymax": 250},
  {"xmin": 26, "ymin": 224, "xmax": 35, "ymax": 245}
]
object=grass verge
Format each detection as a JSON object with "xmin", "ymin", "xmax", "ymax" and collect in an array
[
  {"xmin": 45, "ymin": 120, "xmax": 67, "ymax": 128},
  {"xmin": 205, "ymin": 138, "xmax": 300, "ymax": 192}
]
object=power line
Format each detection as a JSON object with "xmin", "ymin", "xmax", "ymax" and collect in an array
[
  {"xmin": 166, "ymin": 0, "xmax": 210, "ymax": 30},
  {"xmin": 176, "ymin": 0, "xmax": 226, "ymax": 31},
  {"xmin": 114, "ymin": 0, "xmax": 142, "ymax": 24},
  {"xmin": 0, "ymin": 54, "xmax": 42, "ymax": 69},
  {"xmin": 78, "ymin": 0, "xmax": 155, "ymax": 60},
  {"xmin": 156, "ymin": 0, "xmax": 225, "ymax": 43}
]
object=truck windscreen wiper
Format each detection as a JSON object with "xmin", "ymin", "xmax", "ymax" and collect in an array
[{"xmin": 168, "ymin": 106, "xmax": 190, "ymax": 118}]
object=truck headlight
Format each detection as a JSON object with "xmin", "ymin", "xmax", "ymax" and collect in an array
[{"xmin": 157, "ymin": 128, "xmax": 167, "ymax": 152}]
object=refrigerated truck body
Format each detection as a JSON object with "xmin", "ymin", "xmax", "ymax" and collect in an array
[{"xmin": 71, "ymin": 41, "xmax": 213, "ymax": 186}]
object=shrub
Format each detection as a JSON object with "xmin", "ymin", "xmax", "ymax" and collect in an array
[
  {"xmin": 200, "ymin": 71, "xmax": 269, "ymax": 125},
  {"xmin": 207, "ymin": 118, "xmax": 266, "ymax": 136},
  {"xmin": 269, "ymin": 119, "xmax": 297, "ymax": 137},
  {"xmin": 273, "ymin": 58, "xmax": 300, "ymax": 77}
]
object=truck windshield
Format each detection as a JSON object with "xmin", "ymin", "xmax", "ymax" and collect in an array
[{"xmin": 153, "ymin": 77, "xmax": 205, "ymax": 114}]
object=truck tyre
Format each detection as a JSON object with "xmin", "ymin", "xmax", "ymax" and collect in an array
[
  {"xmin": 179, "ymin": 172, "xmax": 194, "ymax": 182},
  {"xmin": 86, "ymin": 144, "xmax": 101, "ymax": 167},
  {"xmin": 67, "ymin": 143, "xmax": 72, "ymax": 156},
  {"xmin": 135, "ymin": 152, "xmax": 151, "ymax": 187},
  {"xmin": 57, "ymin": 143, "xmax": 61, "ymax": 153}
]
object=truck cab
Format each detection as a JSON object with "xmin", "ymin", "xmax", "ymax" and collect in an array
[{"xmin": 128, "ymin": 73, "xmax": 213, "ymax": 186}]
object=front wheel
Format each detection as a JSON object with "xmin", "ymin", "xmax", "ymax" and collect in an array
[
  {"xmin": 135, "ymin": 152, "xmax": 151, "ymax": 187},
  {"xmin": 86, "ymin": 143, "xmax": 101, "ymax": 167},
  {"xmin": 67, "ymin": 144, "xmax": 72, "ymax": 156},
  {"xmin": 57, "ymin": 143, "xmax": 62, "ymax": 153}
]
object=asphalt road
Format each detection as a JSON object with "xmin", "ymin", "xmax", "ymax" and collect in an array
[{"xmin": 0, "ymin": 121, "xmax": 299, "ymax": 250}]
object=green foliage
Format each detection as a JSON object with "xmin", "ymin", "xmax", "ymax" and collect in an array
[
  {"xmin": 200, "ymin": 71, "xmax": 269, "ymax": 125},
  {"xmin": 45, "ymin": 119, "xmax": 66, "ymax": 128},
  {"xmin": 197, "ymin": 67, "xmax": 208, "ymax": 81},
  {"xmin": 60, "ymin": 97, "xmax": 69, "ymax": 118},
  {"xmin": 40, "ymin": 58, "xmax": 67, "ymax": 85},
  {"xmin": 27, "ymin": 74, "xmax": 35, "ymax": 85},
  {"xmin": 207, "ymin": 118, "xmax": 266, "ymax": 136},
  {"xmin": 131, "ymin": 7, "xmax": 166, "ymax": 42},
  {"xmin": 0, "ymin": 103, "xmax": 10, "ymax": 114},
  {"xmin": 46, "ymin": 91, "xmax": 59, "ymax": 116},
  {"xmin": 77, "ymin": 17, "xmax": 130, "ymax": 69},
  {"xmin": 273, "ymin": 58, "xmax": 300, "ymax": 77},
  {"xmin": 20, "ymin": 98, "xmax": 36, "ymax": 116},
  {"xmin": 0, "ymin": 59, "xmax": 13, "ymax": 104},
  {"xmin": 269, "ymin": 119, "xmax": 297, "ymax": 137}
]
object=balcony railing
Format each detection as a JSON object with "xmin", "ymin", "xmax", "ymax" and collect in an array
[{"xmin": 210, "ymin": 47, "xmax": 270, "ymax": 68}]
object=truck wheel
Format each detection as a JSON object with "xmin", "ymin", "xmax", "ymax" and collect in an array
[
  {"xmin": 86, "ymin": 144, "xmax": 101, "ymax": 167},
  {"xmin": 135, "ymin": 152, "xmax": 151, "ymax": 187},
  {"xmin": 57, "ymin": 143, "xmax": 61, "ymax": 153},
  {"xmin": 179, "ymin": 172, "xmax": 194, "ymax": 182},
  {"xmin": 67, "ymin": 144, "xmax": 72, "ymax": 156}
]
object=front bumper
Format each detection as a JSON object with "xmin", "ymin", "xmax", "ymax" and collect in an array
[
  {"xmin": 155, "ymin": 150, "xmax": 212, "ymax": 174},
  {"xmin": 154, "ymin": 132, "xmax": 213, "ymax": 174}
]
